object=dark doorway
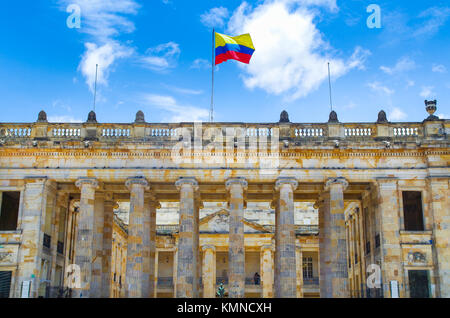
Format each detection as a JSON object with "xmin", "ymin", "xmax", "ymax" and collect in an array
[
  {"xmin": 0, "ymin": 271, "xmax": 12, "ymax": 298},
  {"xmin": 408, "ymin": 270, "xmax": 430, "ymax": 298},
  {"xmin": 402, "ymin": 191, "xmax": 424, "ymax": 231},
  {"xmin": 0, "ymin": 192, "xmax": 20, "ymax": 231}
]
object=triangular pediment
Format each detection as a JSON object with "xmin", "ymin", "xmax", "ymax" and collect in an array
[{"xmin": 199, "ymin": 209, "xmax": 270, "ymax": 234}]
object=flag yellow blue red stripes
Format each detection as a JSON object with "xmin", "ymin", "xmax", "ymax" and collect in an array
[{"xmin": 215, "ymin": 32, "xmax": 255, "ymax": 65}]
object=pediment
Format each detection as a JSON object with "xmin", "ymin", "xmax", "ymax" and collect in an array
[{"xmin": 199, "ymin": 209, "xmax": 270, "ymax": 234}]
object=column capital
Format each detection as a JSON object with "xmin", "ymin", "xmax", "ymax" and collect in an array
[
  {"xmin": 202, "ymin": 245, "xmax": 216, "ymax": 252},
  {"xmin": 75, "ymin": 177, "xmax": 99, "ymax": 189},
  {"xmin": 260, "ymin": 245, "xmax": 274, "ymax": 252},
  {"xmin": 225, "ymin": 177, "xmax": 248, "ymax": 191},
  {"xmin": 125, "ymin": 176, "xmax": 149, "ymax": 190},
  {"xmin": 275, "ymin": 177, "xmax": 298, "ymax": 192},
  {"xmin": 325, "ymin": 177, "xmax": 348, "ymax": 191},
  {"xmin": 175, "ymin": 177, "xmax": 199, "ymax": 191},
  {"xmin": 375, "ymin": 177, "xmax": 398, "ymax": 190}
]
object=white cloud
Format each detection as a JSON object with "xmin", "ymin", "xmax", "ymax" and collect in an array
[
  {"xmin": 367, "ymin": 82, "xmax": 395, "ymax": 95},
  {"xmin": 201, "ymin": 7, "xmax": 230, "ymax": 28},
  {"xmin": 432, "ymin": 64, "xmax": 447, "ymax": 73},
  {"xmin": 58, "ymin": 0, "xmax": 139, "ymax": 91},
  {"xmin": 162, "ymin": 84, "xmax": 203, "ymax": 95},
  {"xmin": 420, "ymin": 86, "xmax": 436, "ymax": 98},
  {"xmin": 48, "ymin": 115, "xmax": 83, "ymax": 123},
  {"xmin": 226, "ymin": 0, "xmax": 369, "ymax": 100},
  {"xmin": 389, "ymin": 108, "xmax": 407, "ymax": 121},
  {"xmin": 414, "ymin": 7, "xmax": 450, "ymax": 38},
  {"xmin": 191, "ymin": 58, "xmax": 211, "ymax": 70},
  {"xmin": 380, "ymin": 57, "xmax": 415, "ymax": 75},
  {"xmin": 79, "ymin": 42, "xmax": 133, "ymax": 92},
  {"xmin": 143, "ymin": 94, "xmax": 209, "ymax": 122},
  {"xmin": 438, "ymin": 113, "xmax": 449, "ymax": 119},
  {"xmin": 140, "ymin": 42, "xmax": 181, "ymax": 72},
  {"xmin": 406, "ymin": 80, "xmax": 415, "ymax": 88}
]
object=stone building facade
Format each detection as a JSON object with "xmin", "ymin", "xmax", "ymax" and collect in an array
[{"xmin": 0, "ymin": 100, "xmax": 448, "ymax": 298}]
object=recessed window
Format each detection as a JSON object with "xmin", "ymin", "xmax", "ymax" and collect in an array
[
  {"xmin": 402, "ymin": 191, "xmax": 425, "ymax": 231},
  {"xmin": 0, "ymin": 192, "xmax": 20, "ymax": 231}
]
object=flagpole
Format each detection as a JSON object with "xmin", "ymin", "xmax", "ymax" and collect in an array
[
  {"xmin": 210, "ymin": 28, "xmax": 215, "ymax": 122},
  {"xmin": 93, "ymin": 64, "xmax": 98, "ymax": 112},
  {"xmin": 327, "ymin": 62, "xmax": 333, "ymax": 112}
]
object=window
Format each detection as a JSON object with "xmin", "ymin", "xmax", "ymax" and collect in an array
[
  {"xmin": 402, "ymin": 191, "xmax": 425, "ymax": 231},
  {"xmin": 0, "ymin": 192, "xmax": 20, "ymax": 231},
  {"xmin": 375, "ymin": 233, "xmax": 380, "ymax": 248},
  {"xmin": 408, "ymin": 270, "xmax": 430, "ymax": 298},
  {"xmin": 302, "ymin": 257, "xmax": 313, "ymax": 279},
  {"xmin": 0, "ymin": 271, "xmax": 12, "ymax": 298}
]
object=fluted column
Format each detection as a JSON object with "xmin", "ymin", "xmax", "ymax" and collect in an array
[
  {"xmin": 202, "ymin": 245, "xmax": 216, "ymax": 298},
  {"xmin": 296, "ymin": 245, "xmax": 303, "ymax": 298},
  {"xmin": 91, "ymin": 191, "xmax": 104, "ymax": 297},
  {"xmin": 260, "ymin": 245, "xmax": 274, "ymax": 298},
  {"xmin": 225, "ymin": 177, "xmax": 248, "ymax": 298},
  {"xmin": 274, "ymin": 177, "xmax": 298, "ymax": 298},
  {"xmin": 125, "ymin": 177, "xmax": 149, "ymax": 298},
  {"xmin": 175, "ymin": 177, "xmax": 199, "ymax": 298},
  {"xmin": 142, "ymin": 193, "xmax": 158, "ymax": 298},
  {"xmin": 16, "ymin": 178, "xmax": 51, "ymax": 298},
  {"xmin": 322, "ymin": 177, "xmax": 349, "ymax": 298},
  {"xmin": 101, "ymin": 194, "xmax": 114, "ymax": 298},
  {"xmin": 74, "ymin": 177, "xmax": 99, "ymax": 298}
]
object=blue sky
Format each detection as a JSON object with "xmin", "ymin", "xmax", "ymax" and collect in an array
[{"xmin": 0, "ymin": 0, "xmax": 449, "ymax": 124}]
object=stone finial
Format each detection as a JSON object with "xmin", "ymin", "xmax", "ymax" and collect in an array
[
  {"xmin": 328, "ymin": 110, "xmax": 339, "ymax": 123},
  {"xmin": 135, "ymin": 110, "xmax": 146, "ymax": 123},
  {"xmin": 37, "ymin": 110, "xmax": 48, "ymax": 123},
  {"xmin": 86, "ymin": 110, "xmax": 97, "ymax": 123},
  {"xmin": 279, "ymin": 110, "xmax": 290, "ymax": 123},
  {"xmin": 424, "ymin": 100, "xmax": 439, "ymax": 121},
  {"xmin": 377, "ymin": 110, "xmax": 388, "ymax": 123}
]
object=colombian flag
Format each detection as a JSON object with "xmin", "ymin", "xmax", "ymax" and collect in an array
[{"xmin": 215, "ymin": 32, "xmax": 255, "ymax": 65}]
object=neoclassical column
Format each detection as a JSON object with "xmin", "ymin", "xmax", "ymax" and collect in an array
[
  {"xmin": 322, "ymin": 177, "xmax": 349, "ymax": 298},
  {"xmin": 376, "ymin": 178, "xmax": 403, "ymax": 298},
  {"xmin": 260, "ymin": 245, "xmax": 274, "ymax": 298},
  {"xmin": 101, "ymin": 193, "xmax": 114, "ymax": 298},
  {"xmin": 175, "ymin": 177, "xmax": 199, "ymax": 298},
  {"xmin": 296, "ymin": 245, "xmax": 303, "ymax": 298},
  {"xmin": 16, "ymin": 178, "xmax": 51, "ymax": 298},
  {"xmin": 90, "ymin": 191, "xmax": 105, "ymax": 297},
  {"xmin": 316, "ymin": 196, "xmax": 330, "ymax": 298},
  {"xmin": 73, "ymin": 177, "xmax": 99, "ymax": 298},
  {"xmin": 49, "ymin": 192, "xmax": 65, "ymax": 286},
  {"xmin": 274, "ymin": 177, "xmax": 298, "ymax": 298},
  {"xmin": 225, "ymin": 177, "xmax": 248, "ymax": 298},
  {"xmin": 142, "ymin": 193, "xmax": 158, "ymax": 298},
  {"xmin": 202, "ymin": 245, "xmax": 216, "ymax": 298},
  {"xmin": 427, "ymin": 177, "xmax": 450, "ymax": 297},
  {"xmin": 125, "ymin": 177, "xmax": 149, "ymax": 298},
  {"xmin": 173, "ymin": 246, "xmax": 178, "ymax": 297}
]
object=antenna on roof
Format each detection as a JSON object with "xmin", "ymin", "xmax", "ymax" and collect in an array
[
  {"xmin": 93, "ymin": 64, "xmax": 98, "ymax": 112},
  {"xmin": 328, "ymin": 62, "xmax": 333, "ymax": 112}
]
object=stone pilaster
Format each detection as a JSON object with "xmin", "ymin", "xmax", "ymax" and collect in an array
[
  {"xmin": 296, "ymin": 245, "xmax": 303, "ymax": 298},
  {"xmin": 202, "ymin": 245, "xmax": 216, "ymax": 298},
  {"xmin": 316, "ymin": 196, "xmax": 330, "ymax": 298},
  {"xmin": 175, "ymin": 177, "xmax": 199, "ymax": 298},
  {"xmin": 260, "ymin": 245, "xmax": 274, "ymax": 298},
  {"xmin": 125, "ymin": 177, "xmax": 149, "ymax": 298},
  {"xmin": 225, "ymin": 177, "xmax": 248, "ymax": 298},
  {"xmin": 101, "ymin": 194, "xmax": 114, "ymax": 298},
  {"xmin": 16, "ymin": 178, "xmax": 51, "ymax": 298},
  {"xmin": 376, "ymin": 178, "xmax": 404, "ymax": 298},
  {"xmin": 91, "ymin": 191, "xmax": 104, "ymax": 297},
  {"xmin": 274, "ymin": 177, "xmax": 298, "ymax": 298},
  {"xmin": 173, "ymin": 247, "xmax": 178, "ymax": 297},
  {"xmin": 73, "ymin": 177, "xmax": 99, "ymax": 298},
  {"xmin": 154, "ymin": 250, "xmax": 159, "ymax": 298},
  {"xmin": 427, "ymin": 177, "xmax": 450, "ymax": 297},
  {"xmin": 322, "ymin": 177, "xmax": 349, "ymax": 298}
]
